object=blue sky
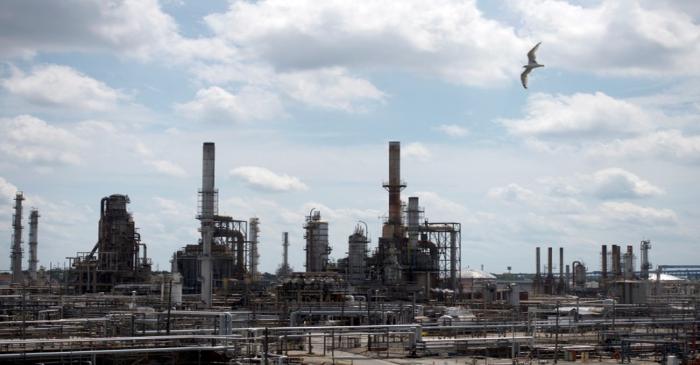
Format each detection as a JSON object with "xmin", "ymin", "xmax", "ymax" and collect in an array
[{"xmin": 0, "ymin": 0, "xmax": 698, "ymax": 274}]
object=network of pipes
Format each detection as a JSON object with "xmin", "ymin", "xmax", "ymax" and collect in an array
[{"xmin": 1, "ymin": 141, "xmax": 699, "ymax": 365}]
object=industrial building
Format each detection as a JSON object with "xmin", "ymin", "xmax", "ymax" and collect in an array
[
  {"xmin": 1, "ymin": 140, "xmax": 698, "ymax": 365},
  {"xmin": 67, "ymin": 194, "xmax": 152, "ymax": 293}
]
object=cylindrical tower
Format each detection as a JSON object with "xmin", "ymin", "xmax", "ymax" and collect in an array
[
  {"xmin": 348, "ymin": 225, "xmax": 368, "ymax": 284},
  {"xmin": 248, "ymin": 217, "xmax": 260, "ymax": 281},
  {"xmin": 10, "ymin": 192, "xmax": 24, "ymax": 284},
  {"xmin": 198, "ymin": 142, "xmax": 216, "ymax": 307},
  {"xmin": 28, "ymin": 209, "xmax": 39, "ymax": 281},
  {"xmin": 304, "ymin": 210, "xmax": 329, "ymax": 272}
]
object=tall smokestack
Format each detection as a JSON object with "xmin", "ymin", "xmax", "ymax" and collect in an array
[
  {"xmin": 559, "ymin": 247, "xmax": 564, "ymax": 279},
  {"xmin": 640, "ymin": 240, "xmax": 651, "ymax": 280},
  {"xmin": 10, "ymin": 192, "xmax": 24, "ymax": 284},
  {"xmin": 536, "ymin": 247, "xmax": 541, "ymax": 276},
  {"xmin": 612, "ymin": 245, "xmax": 621, "ymax": 279},
  {"xmin": 248, "ymin": 217, "xmax": 259, "ymax": 281},
  {"xmin": 547, "ymin": 247, "xmax": 553, "ymax": 277},
  {"xmin": 28, "ymin": 209, "xmax": 39, "ymax": 282},
  {"xmin": 198, "ymin": 142, "xmax": 216, "ymax": 307},
  {"xmin": 383, "ymin": 141, "xmax": 405, "ymax": 238},
  {"xmin": 601, "ymin": 245, "xmax": 608, "ymax": 280},
  {"xmin": 282, "ymin": 232, "xmax": 289, "ymax": 273}
]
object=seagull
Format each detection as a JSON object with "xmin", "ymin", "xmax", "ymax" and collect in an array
[{"xmin": 521, "ymin": 42, "xmax": 544, "ymax": 89}]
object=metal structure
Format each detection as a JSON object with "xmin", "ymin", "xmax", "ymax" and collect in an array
[
  {"xmin": 174, "ymin": 142, "xmax": 250, "ymax": 302},
  {"xmin": 304, "ymin": 209, "xmax": 330, "ymax": 272},
  {"xmin": 249, "ymin": 217, "xmax": 260, "ymax": 282},
  {"xmin": 68, "ymin": 194, "xmax": 152, "ymax": 293},
  {"xmin": 640, "ymin": 239, "xmax": 652, "ymax": 280},
  {"xmin": 276, "ymin": 232, "xmax": 292, "ymax": 277},
  {"xmin": 347, "ymin": 224, "xmax": 368, "ymax": 284},
  {"xmin": 10, "ymin": 192, "xmax": 24, "ymax": 284},
  {"xmin": 27, "ymin": 208, "xmax": 39, "ymax": 282}
]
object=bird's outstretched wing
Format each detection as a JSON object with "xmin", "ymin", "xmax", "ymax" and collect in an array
[
  {"xmin": 521, "ymin": 68, "xmax": 531, "ymax": 89},
  {"xmin": 527, "ymin": 42, "xmax": 541, "ymax": 63}
]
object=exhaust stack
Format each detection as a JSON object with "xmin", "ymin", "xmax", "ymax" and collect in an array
[
  {"xmin": 198, "ymin": 142, "xmax": 216, "ymax": 307},
  {"xmin": 10, "ymin": 192, "xmax": 24, "ymax": 285},
  {"xmin": 28, "ymin": 209, "xmax": 39, "ymax": 282}
]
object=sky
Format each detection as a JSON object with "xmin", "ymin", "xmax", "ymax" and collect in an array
[{"xmin": 0, "ymin": 0, "xmax": 699, "ymax": 275}]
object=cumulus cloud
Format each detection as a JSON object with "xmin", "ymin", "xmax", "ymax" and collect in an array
[
  {"xmin": 0, "ymin": 115, "xmax": 82, "ymax": 164},
  {"xmin": 436, "ymin": 124, "xmax": 469, "ymax": 137},
  {"xmin": 590, "ymin": 130, "xmax": 700, "ymax": 163},
  {"xmin": 175, "ymin": 86, "xmax": 285, "ymax": 123},
  {"xmin": 413, "ymin": 191, "xmax": 467, "ymax": 221},
  {"xmin": 134, "ymin": 142, "xmax": 187, "ymax": 177},
  {"xmin": 599, "ymin": 201, "xmax": 677, "ymax": 226},
  {"xmin": 204, "ymin": 0, "xmax": 526, "ymax": 87},
  {"xmin": 503, "ymin": 92, "xmax": 656, "ymax": 141},
  {"xmin": 231, "ymin": 166, "xmax": 308, "ymax": 192},
  {"xmin": 278, "ymin": 68, "xmax": 386, "ymax": 111},
  {"xmin": 487, "ymin": 183, "xmax": 537, "ymax": 203},
  {"xmin": 0, "ymin": 0, "xmax": 232, "ymax": 62},
  {"xmin": 510, "ymin": 0, "xmax": 700, "ymax": 76},
  {"xmin": 0, "ymin": 177, "xmax": 18, "ymax": 203},
  {"xmin": 2, "ymin": 64, "xmax": 125, "ymax": 110},
  {"xmin": 402, "ymin": 142, "xmax": 431, "ymax": 161},
  {"xmin": 588, "ymin": 168, "xmax": 663, "ymax": 199}
]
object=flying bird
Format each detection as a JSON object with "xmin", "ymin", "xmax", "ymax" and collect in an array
[{"xmin": 521, "ymin": 42, "xmax": 544, "ymax": 89}]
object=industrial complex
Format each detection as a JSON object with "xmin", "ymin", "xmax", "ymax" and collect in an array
[{"xmin": 1, "ymin": 141, "xmax": 698, "ymax": 365}]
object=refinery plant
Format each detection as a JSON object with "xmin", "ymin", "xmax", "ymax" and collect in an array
[{"xmin": 0, "ymin": 141, "xmax": 698, "ymax": 365}]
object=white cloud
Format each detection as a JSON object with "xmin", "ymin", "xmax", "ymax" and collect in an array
[
  {"xmin": 413, "ymin": 191, "xmax": 467, "ymax": 221},
  {"xmin": 487, "ymin": 183, "xmax": 536, "ymax": 203},
  {"xmin": 591, "ymin": 130, "xmax": 700, "ymax": 163},
  {"xmin": 504, "ymin": 92, "xmax": 656, "ymax": 141},
  {"xmin": 599, "ymin": 201, "xmax": 677, "ymax": 226},
  {"xmin": 2, "ymin": 64, "xmax": 124, "ymax": 110},
  {"xmin": 402, "ymin": 142, "xmax": 431, "ymax": 161},
  {"xmin": 510, "ymin": 0, "xmax": 700, "ymax": 76},
  {"xmin": 0, "ymin": 115, "xmax": 82, "ymax": 164},
  {"xmin": 0, "ymin": 177, "xmax": 18, "ymax": 203},
  {"xmin": 175, "ymin": 86, "xmax": 285, "ymax": 123},
  {"xmin": 437, "ymin": 124, "xmax": 469, "ymax": 137},
  {"xmin": 145, "ymin": 160, "xmax": 187, "ymax": 177},
  {"xmin": 278, "ymin": 68, "xmax": 385, "ymax": 111},
  {"xmin": 231, "ymin": 166, "xmax": 308, "ymax": 192},
  {"xmin": 588, "ymin": 168, "xmax": 663, "ymax": 199},
  {"xmin": 0, "ymin": 0, "xmax": 233, "ymax": 62},
  {"xmin": 205, "ymin": 0, "xmax": 526, "ymax": 86},
  {"xmin": 134, "ymin": 142, "xmax": 187, "ymax": 177}
]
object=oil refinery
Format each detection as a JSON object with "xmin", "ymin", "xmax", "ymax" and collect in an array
[{"xmin": 0, "ymin": 141, "xmax": 698, "ymax": 365}]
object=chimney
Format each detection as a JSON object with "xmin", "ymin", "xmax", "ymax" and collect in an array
[
  {"xmin": 198, "ymin": 142, "xmax": 216, "ymax": 307},
  {"xmin": 559, "ymin": 247, "xmax": 564, "ymax": 280},
  {"xmin": 601, "ymin": 245, "xmax": 608, "ymax": 279},
  {"xmin": 388, "ymin": 141, "xmax": 401, "ymax": 225},
  {"xmin": 612, "ymin": 245, "xmax": 621, "ymax": 279},
  {"xmin": 283, "ymin": 232, "xmax": 289, "ymax": 272},
  {"xmin": 10, "ymin": 192, "xmax": 24, "ymax": 284},
  {"xmin": 536, "ymin": 247, "xmax": 541, "ymax": 276},
  {"xmin": 547, "ymin": 247, "xmax": 553, "ymax": 277},
  {"xmin": 28, "ymin": 209, "xmax": 39, "ymax": 282},
  {"xmin": 248, "ymin": 217, "xmax": 260, "ymax": 281}
]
